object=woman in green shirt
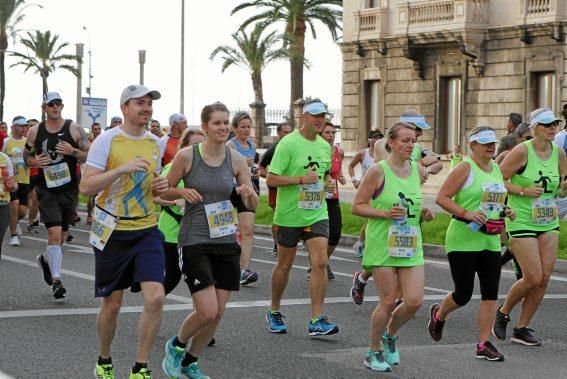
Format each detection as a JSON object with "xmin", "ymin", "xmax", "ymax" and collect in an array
[
  {"xmin": 493, "ymin": 108, "xmax": 567, "ymax": 346},
  {"xmin": 352, "ymin": 122, "xmax": 433, "ymax": 373},
  {"xmin": 429, "ymin": 126, "xmax": 515, "ymax": 362}
]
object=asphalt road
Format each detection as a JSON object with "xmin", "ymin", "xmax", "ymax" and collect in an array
[{"xmin": 1, "ymin": 215, "xmax": 567, "ymax": 379}]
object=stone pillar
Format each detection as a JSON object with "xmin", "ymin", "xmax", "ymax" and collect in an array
[
  {"xmin": 293, "ymin": 98, "xmax": 306, "ymax": 129},
  {"xmin": 249, "ymin": 100, "xmax": 266, "ymax": 148}
]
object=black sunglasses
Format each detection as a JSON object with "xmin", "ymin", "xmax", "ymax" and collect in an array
[
  {"xmin": 47, "ymin": 101, "xmax": 63, "ymax": 107},
  {"xmin": 524, "ymin": 135, "xmax": 533, "ymax": 140},
  {"xmin": 540, "ymin": 121, "xmax": 559, "ymax": 128}
]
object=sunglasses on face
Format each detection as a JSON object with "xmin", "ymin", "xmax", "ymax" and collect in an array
[
  {"xmin": 47, "ymin": 101, "xmax": 63, "ymax": 108},
  {"xmin": 524, "ymin": 135, "xmax": 533, "ymax": 140},
  {"xmin": 540, "ymin": 121, "xmax": 559, "ymax": 128}
]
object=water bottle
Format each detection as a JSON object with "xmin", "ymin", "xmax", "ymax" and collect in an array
[
  {"xmin": 468, "ymin": 221, "xmax": 482, "ymax": 232},
  {"xmin": 394, "ymin": 192, "xmax": 408, "ymax": 226}
]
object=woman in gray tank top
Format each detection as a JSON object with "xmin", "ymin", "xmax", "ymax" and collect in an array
[{"xmin": 159, "ymin": 102, "xmax": 259, "ymax": 378}]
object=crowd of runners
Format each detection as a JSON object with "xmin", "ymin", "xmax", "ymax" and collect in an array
[{"xmin": 1, "ymin": 85, "xmax": 566, "ymax": 378}]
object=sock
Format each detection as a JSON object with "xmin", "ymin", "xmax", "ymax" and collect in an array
[
  {"xmin": 173, "ymin": 336, "xmax": 187, "ymax": 349},
  {"xmin": 477, "ymin": 341, "xmax": 486, "ymax": 349},
  {"xmin": 269, "ymin": 309, "xmax": 279, "ymax": 315},
  {"xmin": 11, "ymin": 234, "xmax": 17, "ymax": 237},
  {"xmin": 181, "ymin": 353, "xmax": 198, "ymax": 367},
  {"xmin": 310, "ymin": 316, "xmax": 320, "ymax": 324},
  {"xmin": 44, "ymin": 245, "xmax": 62, "ymax": 279},
  {"xmin": 98, "ymin": 356, "xmax": 112, "ymax": 365},
  {"xmin": 358, "ymin": 274, "xmax": 367, "ymax": 284},
  {"xmin": 132, "ymin": 362, "xmax": 147, "ymax": 373}
]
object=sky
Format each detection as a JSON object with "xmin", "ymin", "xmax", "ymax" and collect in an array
[{"xmin": 3, "ymin": 0, "xmax": 343, "ymax": 127}]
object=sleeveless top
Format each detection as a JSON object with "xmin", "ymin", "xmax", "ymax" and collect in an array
[
  {"xmin": 361, "ymin": 148, "xmax": 374, "ymax": 178},
  {"xmin": 230, "ymin": 137, "xmax": 255, "ymax": 159},
  {"xmin": 363, "ymin": 160, "xmax": 423, "ymax": 268},
  {"xmin": 34, "ymin": 119, "xmax": 79, "ymax": 192},
  {"xmin": 328, "ymin": 145, "xmax": 341, "ymax": 200},
  {"xmin": 178, "ymin": 144, "xmax": 236, "ymax": 246},
  {"xmin": 506, "ymin": 140, "xmax": 560, "ymax": 232},
  {"xmin": 445, "ymin": 158, "xmax": 505, "ymax": 253}
]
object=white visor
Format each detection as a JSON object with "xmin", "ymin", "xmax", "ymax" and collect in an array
[{"xmin": 469, "ymin": 130, "xmax": 499, "ymax": 144}]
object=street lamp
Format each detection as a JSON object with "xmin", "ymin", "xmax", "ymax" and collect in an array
[
  {"xmin": 75, "ymin": 43, "xmax": 84, "ymax": 124},
  {"xmin": 180, "ymin": 0, "xmax": 185, "ymax": 113},
  {"xmin": 82, "ymin": 26, "xmax": 93, "ymax": 97},
  {"xmin": 139, "ymin": 50, "xmax": 146, "ymax": 85}
]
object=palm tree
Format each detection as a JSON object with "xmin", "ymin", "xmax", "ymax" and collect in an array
[
  {"xmin": 210, "ymin": 23, "xmax": 288, "ymax": 103},
  {"xmin": 0, "ymin": 0, "xmax": 39, "ymax": 120},
  {"xmin": 10, "ymin": 30, "xmax": 77, "ymax": 112},
  {"xmin": 231, "ymin": 0, "xmax": 342, "ymax": 123}
]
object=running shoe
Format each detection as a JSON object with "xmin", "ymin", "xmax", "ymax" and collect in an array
[
  {"xmin": 350, "ymin": 271, "xmax": 367, "ymax": 305},
  {"xmin": 364, "ymin": 350, "xmax": 391, "ymax": 372},
  {"xmin": 52, "ymin": 280, "xmax": 66, "ymax": 299},
  {"xmin": 129, "ymin": 368, "xmax": 152, "ymax": 379},
  {"xmin": 94, "ymin": 362, "xmax": 115, "ymax": 379},
  {"xmin": 37, "ymin": 255, "xmax": 53, "ymax": 286},
  {"xmin": 476, "ymin": 341, "xmax": 505, "ymax": 361},
  {"xmin": 180, "ymin": 362, "xmax": 210, "ymax": 379},
  {"xmin": 353, "ymin": 240, "xmax": 364, "ymax": 258},
  {"xmin": 492, "ymin": 306, "xmax": 510, "ymax": 340},
  {"xmin": 271, "ymin": 245, "xmax": 278, "ymax": 257},
  {"xmin": 66, "ymin": 233, "xmax": 74, "ymax": 243},
  {"xmin": 239, "ymin": 269, "xmax": 258, "ymax": 286},
  {"xmin": 266, "ymin": 310, "xmax": 287, "ymax": 333},
  {"xmin": 511, "ymin": 327, "xmax": 541, "ymax": 346},
  {"xmin": 16, "ymin": 224, "xmax": 22, "ymax": 236},
  {"xmin": 162, "ymin": 336, "xmax": 185, "ymax": 378},
  {"xmin": 308, "ymin": 315, "xmax": 339, "ymax": 336},
  {"xmin": 26, "ymin": 225, "xmax": 39, "ymax": 233},
  {"xmin": 381, "ymin": 333, "xmax": 400, "ymax": 365},
  {"xmin": 9, "ymin": 235, "xmax": 20, "ymax": 246},
  {"xmin": 327, "ymin": 264, "xmax": 335, "ymax": 280},
  {"xmin": 32, "ymin": 220, "xmax": 39, "ymax": 227},
  {"xmin": 428, "ymin": 303, "xmax": 445, "ymax": 341},
  {"xmin": 306, "ymin": 267, "xmax": 312, "ymax": 281},
  {"xmin": 207, "ymin": 337, "xmax": 216, "ymax": 347}
]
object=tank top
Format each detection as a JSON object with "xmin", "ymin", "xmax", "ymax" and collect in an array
[
  {"xmin": 445, "ymin": 158, "xmax": 505, "ymax": 253},
  {"xmin": 178, "ymin": 144, "xmax": 236, "ymax": 246},
  {"xmin": 364, "ymin": 160, "xmax": 423, "ymax": 268},
  {"xmin": 230, "ymin": 137, "xmax": 255, "ymax": 159},
  {"xmin": 328, "ymin": 145, "xmax": 341, "ymax": 200},
  {"xmin": 507, "ymin": 140, "xmax": 560, "ymax": 232},
  {"xmin": 34, "ymin": 119, "xmax": 79, "ymax": 192},
  {"xmin": 361, "ymin": 148, "xmax": 374, "ymax": 178}
]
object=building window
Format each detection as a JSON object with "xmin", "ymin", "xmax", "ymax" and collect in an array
[
  {"xmin": 536, "ymin": 72, "xmax": 556, "ymax": 110},
  {"xmin": 365, "ymin": 80, "xmax": 381, "ymax": 134},
  {"xmin": 365, "ymin": 0, "xmax": 377, "ymax": 9},
  {"xmin": 437, "ymin": 77, "xmax": 462, "ymax": 153}
]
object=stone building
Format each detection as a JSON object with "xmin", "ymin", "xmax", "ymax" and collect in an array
[{"xmin": 341, "ymin": 0, "xmax": 567, "ymax": 160}]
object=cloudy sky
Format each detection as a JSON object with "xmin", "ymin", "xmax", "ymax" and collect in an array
[{"xmin": 3, "ymin": 0, "xmax": 343, "ymax": 126}]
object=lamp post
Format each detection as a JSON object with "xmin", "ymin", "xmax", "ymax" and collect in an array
[
  {"xmin": 75, "ymin": 43, "xmax": 84, "ymax": 124},
  {"xmin": 139, "ymin": 50, "xmax": 146, "ymax": 85},
  {"xmin": 180, "ymin": 0, "xmax": 185, "ymax": 113},
  {"xmin": 82, "ymin": 26, "xmax": 93, "ymax": 97}
]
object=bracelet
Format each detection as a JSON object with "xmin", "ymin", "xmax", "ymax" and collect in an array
[{"xmin": 299, "ymin": 176, "xmax": 303, "ymax": 185}]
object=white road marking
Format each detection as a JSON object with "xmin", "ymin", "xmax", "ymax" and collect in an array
[
  {"xmin": 2, "ymin": 293, "xmax": 567, "ymax": 319},
  {"xmin": 0, "ymin": 372, "xmax": 14, "ymax": 379}
]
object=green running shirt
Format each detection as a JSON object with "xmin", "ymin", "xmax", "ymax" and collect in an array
[{"xmin": 158, "ymin": 163, "xmax": 184, "ymax": 243}]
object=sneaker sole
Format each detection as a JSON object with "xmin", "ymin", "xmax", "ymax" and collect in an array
[
  {"xmin": 350, "ymin": 273, "xmax": 364, "ymax": 305},
  {"xmin": 308, "ymin": 326, "xmax": 339, "ymax": 336},
  {"xmin": 364, "ymin": 360, "xmax": 391, "ymax": 372},
  {"xmin": 37, "ymin": 255, "xmax": 53, "ymax": 286},
  {"xmin": 476, "ymin": 354, "xmax": 505, "ymax": 362},
  {"xmin": 428, "ymin": 304, "xmax": 442, "ymax": 341},
  {"xmin": 511, "ymin": 337, "xmax": 541, "ymax": 346},
  {"xmin": 265, "ymin": 314, "xmax": 287, "ymax": 334},
  {"xmin": 53, "ymin": 286, "xmax": 66, "ymax": 299},
  {"xmin": 240, "ymin": 276, "xmax": 258, "ymax": 286}
]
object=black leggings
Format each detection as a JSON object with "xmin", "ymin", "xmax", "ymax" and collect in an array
[
  {"xmin": 447, "ymin": 250, "xmax": 501, "ymax": 306},
  {"xmin": 325, "ymin": 198, "xmax": 342, "ymax": 247},
  {"xmin": 164, "ymin": 241, "xmax": 182, "ymax": 295}
]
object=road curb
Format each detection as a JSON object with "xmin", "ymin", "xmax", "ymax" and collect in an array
[{"xmin": 253, "ymin": 224, "xmax": 567, "ymax": 275}]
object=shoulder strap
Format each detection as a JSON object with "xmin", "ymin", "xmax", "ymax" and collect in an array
[{"xmin": 162, "ymin": 206, "xmax": 182, "ymax": 224}]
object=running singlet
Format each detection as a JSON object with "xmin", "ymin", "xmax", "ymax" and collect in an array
[
  {"xmin": 269, "ymin": 130, "xmax": 331, "ymax": 227},
  {"xmin": 0, "ymin": 152, "xmax": 14, "ymax": 202},
  {"xmin": 158, "ymin": 163, "xmax": 184, "ymax": 244},
  {"xmin": 161, "ymin": 135, "xmax": 179, "ymax": 166},
  {"xmin": 410, "ymin": 144, "xmax": 423, "ymax": 162},
  {"xmin": 360, "ymin": 148, "xmax": 374, "ymax": 178},
  {"xmin": 445, "ymin": 158, "xmax": 506, "ymax": 253},
  {"xmin": 507, "ymin": 140, "xmax": 560, "ymax": 232},
  {"xmin": 34, "ymin": 120, "xmax": 79, "ymax": 192},
  {"xmin": 178, "ymin": 144, "xmax": 236, "ymax": 246},
  {"xmin": 3, "ymin": 137, "xmax": 29, "ymax": 184},
  {"xmin": 327, "ymin": 145, "xmax": 341, "ymax": 200},
  {"xmin": 86, "ymin": 127, "xmax": 164, "ymax": 231},
  {"xmin": 364, "ymin": 160, "xmax": 423, "ymax": 268}
]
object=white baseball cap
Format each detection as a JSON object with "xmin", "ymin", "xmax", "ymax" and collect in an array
[
  {"xmin": 169, "ymin": 113, "xmax": 187, "ymax": 125},
  {"xmin": 43, "ymin": 92, "xmax": 62, "ymax": 104},
  {"xmin": 120, "ymin": 85, "xmax": 161, "ymax": 105}
]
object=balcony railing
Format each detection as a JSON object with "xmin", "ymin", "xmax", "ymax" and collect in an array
[
  {"xmin": 354, "ymin": 7, "xmax": 389, "ymax": 40},
  {"xmin": 520, "ymin": 0, "xmax": 566, "ymax": 23}
]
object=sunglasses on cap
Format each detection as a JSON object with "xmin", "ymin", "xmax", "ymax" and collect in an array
[{"xmin": 47, "ymin": 101, "xmax": 63, "ymax": 107}]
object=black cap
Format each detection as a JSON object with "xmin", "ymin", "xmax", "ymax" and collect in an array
[
  {"xmin": 509, "ymin": 113, "xmax": 522, "ymax": 127},
  {"xmin": 368, "ymin": 129, "xmax": 383, "ymax": 139}
]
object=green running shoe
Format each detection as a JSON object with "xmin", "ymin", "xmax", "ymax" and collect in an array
[
  {"xmin": 180, "ymin": 362, "xmax": 211, "ymax": 379},
  {"xmin": 94, "ymin": 363, "xmax": 115, "ymax": 379},
  {"xmin": 382, "ymin": 333, "xmax": 400, "ymax": 365},
  {"xmin": 129, "ymin": 367, "xmax": 152, "ymax": 378},
  {"xmin": 364, "ymin": 350, "xmax": 391, "ymax": 372}
]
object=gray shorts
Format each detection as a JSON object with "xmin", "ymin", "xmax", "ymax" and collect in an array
[{"xmin": 275, "ymin": 219, "xmax": 329, "ymax": 248}]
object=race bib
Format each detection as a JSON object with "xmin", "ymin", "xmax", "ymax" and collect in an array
[
  {"xmin": 298, "ymin": 182, "xmax": 324, "ymax": 209},
  {"xmin": 205, "ymin": 200, "xmax": 238, "ymax": 238},
  {"xmin": 43, "ymin": 162, "xmax": 71, "ymax": 188},
  {"xmin": 325, "ymin": 179, "xmax": 337, "ymax": 199},
  {"xmin": 480, "ymin": 183, "xmax": 507, "ymax": 213},
  {"xmin": 89, "ymin": 207, "xmax": 117, "ymax": 251},
  {"xmin": 387, "ymin": 225, "xmax": 418, "ymax": 258},
  {"xmin": 531, "ymin": 198, "xmax": 558, "ymax": 225}
]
